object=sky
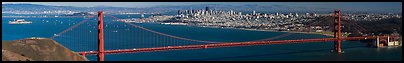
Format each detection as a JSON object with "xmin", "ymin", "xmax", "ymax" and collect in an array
[{"xmin": 2, "ymin": 2, "xmax": 402, "ymax": 9}]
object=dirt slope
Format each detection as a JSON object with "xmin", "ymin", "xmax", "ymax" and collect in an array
[{"xmin": 2, "ymin": 38, "xmax": 88, "ymax": 61}]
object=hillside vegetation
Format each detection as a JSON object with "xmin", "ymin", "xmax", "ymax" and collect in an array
[{"xmin": 2, "ymin": 38, "xmax": 88, "ymax": 61}]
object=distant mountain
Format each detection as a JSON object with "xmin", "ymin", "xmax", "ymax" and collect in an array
[
  {"xmin": 2, "ymin": 4, "xmax": 76, "ymax": 10},
  {"xmin": 2, "ymin": 4, "xmax": 145, "ymax": 14},
  {"xmin": 153, "ymin": 4, "xmax": 401, "ymax": 14},
  {"xmin": 2, "ymin": 3, "xmax": 401, "ymax": 15},
  {"xmin": 2, "ymin": 4, "xmax": 82, "ymax": 12}
]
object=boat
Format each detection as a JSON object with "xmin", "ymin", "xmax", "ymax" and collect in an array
[
  {"xmin": 54, "ymin": 34, "xmax": 60, "ymax": 36},
  {"xmin": 9, "ymin": 19, "xmax": 32, "ymax": 24}
]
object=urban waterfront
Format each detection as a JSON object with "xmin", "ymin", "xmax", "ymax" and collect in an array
[{"xmin": 2, "ymin": 14, "xmax": 401, "ymax": 61}]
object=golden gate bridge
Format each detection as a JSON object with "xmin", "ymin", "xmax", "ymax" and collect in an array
[{"xmin": 48, "ymin": 10, "xmax": 400, "ymax": 61}]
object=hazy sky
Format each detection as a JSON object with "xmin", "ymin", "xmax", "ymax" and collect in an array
[{"xmin": 2, "ymin": 2, "xmax": 402, "ymax": 9}]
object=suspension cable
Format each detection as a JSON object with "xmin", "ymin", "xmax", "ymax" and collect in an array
[
  {"xmin": 50, "ymin": 15, "xmax": 96, "ymax": 39},
  {"xmin": 106, "ymin": 14, "xmax": 221, "ymax": 43}
]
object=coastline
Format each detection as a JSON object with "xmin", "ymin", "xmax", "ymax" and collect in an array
[
  {"xmin": 229, "ymin": 28, "xmax": 335, "ymax": 37},
  {"xmin": 162, "ymin": 24, "xmax": 335, "ymax": 37}
]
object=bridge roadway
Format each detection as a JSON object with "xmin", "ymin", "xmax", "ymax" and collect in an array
[{"xmin": 77, "ymin": 36, "xmax": 397, "ymax": 55}]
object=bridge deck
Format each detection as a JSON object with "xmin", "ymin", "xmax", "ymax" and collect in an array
[{"xmin": 77, "ymin": 36, "xmax": 395, "ymax": 55}]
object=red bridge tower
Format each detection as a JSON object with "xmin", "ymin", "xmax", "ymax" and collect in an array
[
  {"xmin": 98, "ymin": 11, "xmax": 105, "ymax": 61},
  {"xmin": 334, "ymin": 10, "xmax": 342, "ymax": 54}
]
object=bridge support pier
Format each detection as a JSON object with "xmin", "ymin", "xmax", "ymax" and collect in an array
[
  {"xmin": 375, "ymin": 36, "xmax": 380, "ymax": 47},
  {"xmin": 81, "ymin": 53, "xmax": 86, "ymax": 58},
  {"xmin": 388, "ymin": 36, "xmax": 390, "ymax": 45}
]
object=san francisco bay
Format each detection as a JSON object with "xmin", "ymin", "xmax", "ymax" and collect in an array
[{"xmin": 2, "ymin": 14, "xmax": 401, "ymax": 61}]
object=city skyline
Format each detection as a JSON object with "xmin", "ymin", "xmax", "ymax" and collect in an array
[
  {"xmin": 2, "ymin": 2, "xmax": 402, "ymax": 61},
  {"xmin": 2, "ymin": 2, "xmax": 401, "ymax": 9}
]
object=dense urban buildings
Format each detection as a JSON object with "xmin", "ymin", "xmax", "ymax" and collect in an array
[{"xmin": 118, "ymin": 7, "xmax": 401, "ymax": 36}]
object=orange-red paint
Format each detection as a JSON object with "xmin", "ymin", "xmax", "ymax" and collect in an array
[
  {"xmin": 77, "ymin": 36, "xmax": 397, "ymax": 55},
  {"xmin": 98, "ymin": 11, "xmax": 104, "ymax": 61}
]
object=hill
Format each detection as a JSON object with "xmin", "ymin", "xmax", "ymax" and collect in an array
[
  {"xmin": 2, "ymin": 38, "xmax": 88, "ymax": 61},
  {"xmin": 305, "ymin": 16, "xmax": 402, "ymax": 36}
]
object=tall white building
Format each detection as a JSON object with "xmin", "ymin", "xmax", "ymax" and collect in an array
[
  {"xmin": 253, "ymin": 11, "xmax": 256, "ymax": 15},
  {"xmin": 276, "ymin": 13, "xmax": 279, "ymax": 16}
]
